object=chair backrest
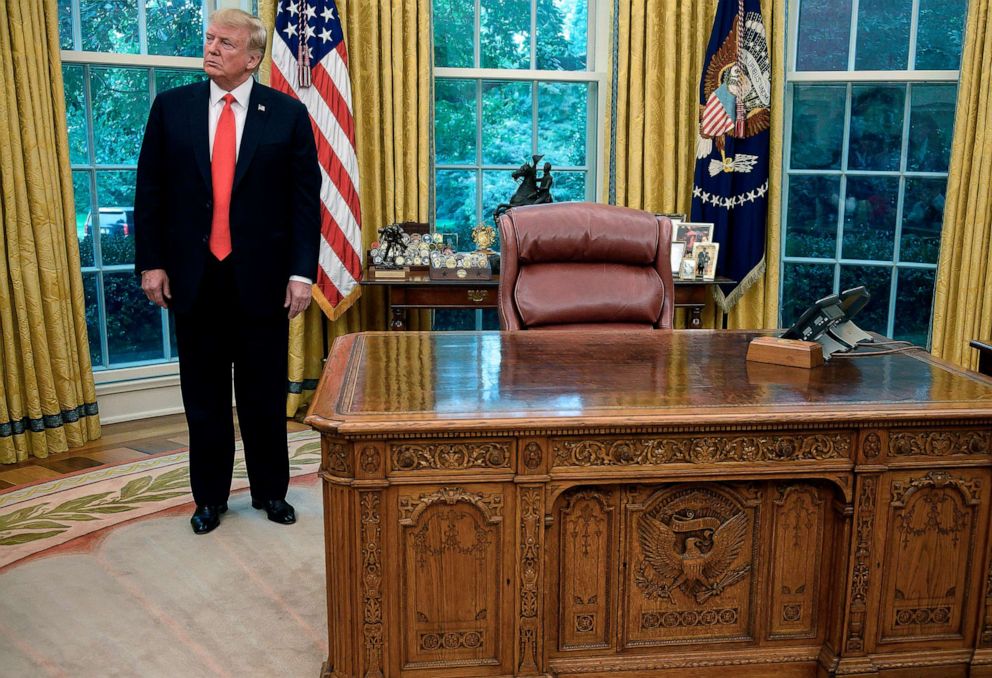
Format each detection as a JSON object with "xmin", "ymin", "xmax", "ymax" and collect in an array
[{"xmin": 497, "ymin": 202, "xmax": 675, "ymax": 330}]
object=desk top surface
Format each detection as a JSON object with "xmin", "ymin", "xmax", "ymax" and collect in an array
[
  {"xmin": 308, "ymin": 331, "xmax": 992, "ymax": 434},
  {"xmin": 360, "ymin": 272, "xmax": 736, "ymax": 287}
]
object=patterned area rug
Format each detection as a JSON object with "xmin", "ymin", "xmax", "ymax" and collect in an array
[
  {"xmin": 0, "ymin": 430, "xmax": 327, "ymax": 677},
  {"xmin": 0, "ymin": 430, "xmax": 320, "ymax": 568}
]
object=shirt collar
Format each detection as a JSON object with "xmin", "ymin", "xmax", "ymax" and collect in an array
[{"xmin": 209, "ymin": 76, "xmax": 254, "ymax": 108}]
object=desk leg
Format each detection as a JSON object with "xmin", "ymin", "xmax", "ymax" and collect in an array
[
  {"xmin": 689, "ymin": 307, "xmax": 702, "ymax": 329},
  {"xmin": 390, "ymin": 307, "xmax": 407, "ymax": 331}
]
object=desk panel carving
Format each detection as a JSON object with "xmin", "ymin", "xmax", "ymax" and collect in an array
[
  {"xmin": 888, "ymin": 430, "xmax": 991, "ymax": 457},
  {"xmin": 391, "ymin": 441, "xmax": 512, "ymax": 472},
  {"xmin": 552, "ymin": 432, "xmax": 851, "ymax": 467}
]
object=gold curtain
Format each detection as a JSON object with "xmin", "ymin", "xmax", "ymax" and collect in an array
[
  {"xmin": 930, "ymin": 0, "xmax": 992, "ymax": 370},
  {"xmin": 258, "ymin": 0, "xmax": 433, "ymax": 416},
  {"xmin": 604, "ymin": 0, "xmax": 784, "ymax": 330},
  {"xmin": 0, "ymin": 0, "xmax": 100, "ymax": 463}
]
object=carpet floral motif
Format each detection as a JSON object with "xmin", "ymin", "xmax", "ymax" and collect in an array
[{"xmin": 0, "ymin": 431, "xmax": 320, "ymax": 568}]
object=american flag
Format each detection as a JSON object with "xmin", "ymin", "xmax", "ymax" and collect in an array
[
  {"xmin": 700, "ymin": 88, "xmax": 735, "ymax": 137},
  {"xmin": 272, "ymin": 0, "xmax": 361, "ymax": 319}
]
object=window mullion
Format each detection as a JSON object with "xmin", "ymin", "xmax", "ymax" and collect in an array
[
  {"xmin": 138, "ymin": 0, "xmax": 148, "ymax": 56},
  {"xmin": 71, "ymin": 0, "xmax": 82, "ymax": 50}
]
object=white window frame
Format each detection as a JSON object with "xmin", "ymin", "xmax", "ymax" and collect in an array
[
  {"xmin": 433, "ymin": 0, "xmax": 610, "ymax": 227},
  {"xmin": 779, "ymin": 0, "xmax": 961, "ymax": 346}
]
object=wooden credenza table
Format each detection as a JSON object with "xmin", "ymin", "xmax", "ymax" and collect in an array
[
  {"xmin": 306, "ymin": 330, "xmax": 992, "ymax": 678},
  {"xmin": 360, "ymin": 272, "xmax": 735, "ymax": 330}
]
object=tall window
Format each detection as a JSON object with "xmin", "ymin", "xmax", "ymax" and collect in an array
[
  {"xmin": 432, "ymin": 0, "xmax": 602, "ymax": 328},
  {"xmin": 780, "ymin": 0, "xmax": 967, "ymax": 347},
  {"xmin": 59, "ymin": 1, "xmax": 210, "ymax": 371}
]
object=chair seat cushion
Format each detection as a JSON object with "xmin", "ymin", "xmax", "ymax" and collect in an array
[{"xmin": 514, "ymin": 263, "xmax": 664, "ymax": 328}]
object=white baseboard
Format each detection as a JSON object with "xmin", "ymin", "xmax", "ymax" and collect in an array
[{"xmin": 95, "ymin": 374, "xmax": 185, "ymax": 424}]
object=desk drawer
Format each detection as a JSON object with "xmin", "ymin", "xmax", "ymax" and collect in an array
[{"xmin": 394, "ymin": 286, "xmax": 497, "ymax": 308}]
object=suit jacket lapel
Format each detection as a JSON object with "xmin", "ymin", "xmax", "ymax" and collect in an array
[
  {"xmin": 233, "ymin": 84, "xmax": 270, "ymax": 192},
  {"xmin": 190, "ymin": 81, "xmax": 211, "ymax": 191}
]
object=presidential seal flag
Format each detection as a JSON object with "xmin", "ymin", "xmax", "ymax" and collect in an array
[
  {"xmin": 272, "ymin": 0, "xmax": 362, "ymax": 320},
  {"xmin": 690, "ymin": 0, "xmax": 771, "ymax": 312}
]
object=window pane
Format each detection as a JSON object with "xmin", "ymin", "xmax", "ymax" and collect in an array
[
  {"xmin": 548, "ymin": 170, "xmax": 586, "ymax": 202},
  {"xmin": 155, "ymin": 68, "xmax": 204, "ymax": 94},
  {"xmin": 537, "ymin": 81, "xmax": 588, "ymax": 167},
  {"xmin": 58, "ymin": 0, "xmax": 73, "ymax": 49},
  {"xmin": 146, "ymin": 0, "xmax": 203, "ymax": 57},
  {"xmin": 482, "ymin": 81, "xmax": 532, "ymax": 166},
  {"xmin": 481, "ymin": 0, "xmax": 530, "ymax": 69},
  {"xmin": 893, "ymin": 268, "xmax": 936, "ymax": 346},
  {"xmin": 481, "ymin": 308, "xmax": 500, "ymax": 330},
  {"xmin": 96, "ymin": 171, "xmax": 137, "ymax": 266},
  {"xmin": 80, "ymin": 0, "xmax": 138, "ymax": 54},
  {"xmin": 848, "ymin": 84, "xmax": 904, "ymax": 171},
  {"xmin": 483, "ymin": 168, "xmax": 519, "ymax": 230},
  {"xmin": 435, "ymin": 79, "xmax": 477, "ymax": 165},
  {"xmin": 854, "ymin": 0, "xmax": 911, "ymax": 70},
  {"xmin": 433, "ymin": 309, "xmax": 477, "ymax": 331},
  {"xmin": 785, "ymin": 176, "xmax": 839, "ymax": 258},
  {"xmin": 433, "ymin": 0, "xmax": 474, "ymax": 68},
  {"xmin": 536, "ymin": 0, "xmax": 587, "ymax": 70},
  {"xmin": 842, "ymin": 176, "xmax": 898, "ymax": 261},
  {"xmin": 916, "ymin": 0, "xmax": 967, "ymax": 70},
  {"xmin": 104, "ymin": 273, "xmax": 164, "ymax": 365},
  {"xmin": 795, "ymin": 0, "xmax": 852, "ymax": 71},
  {"xmin": 74, "ymin": 172, "xmax": 95, "ymax": 268},
  {"xmin": 436, "ymin": 170, "xmax": 477, "ymax": 250},
  {"xmin": 901, "ymin": 177, "xmax": 945, "ymax": 264},
  {"xmin": 790, "ymin": 85, "xmax": 845, "ymax": 170},
  {"xmin": 907, "ymin": 84, "xmax": 956, "ymax": 173},
  {"xmin": 781, "ymin": 263, "xmax": 834, "ymax": 327},
  {"xmin": 839, "ymin": 264, "xmax": 892, "ymax": 335},
  {"xmin": 63, "ymin": 64, "xmax": 88, "ymax": 165},
  {"xmin": 82, "ymin": 273, "xmax": 103, "ymax": 368},
  {"xmin": 90, "ymin": 67, "xmax": 149, "ymax": 165}
]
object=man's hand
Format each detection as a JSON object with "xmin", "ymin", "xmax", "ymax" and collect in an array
[
  {"xmin": 141, "ymin": 269, "xmax": 171, "ymax": 308},
  {"xmin": 285, "ymin": 280, "xmax": 312, "ymax": 319}
]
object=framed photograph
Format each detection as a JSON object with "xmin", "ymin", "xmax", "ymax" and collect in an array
[
  {"xmin": 679, "ymin": 257, "xmax": 697, "ymax": 280},
  {"xmin": 670, "ymin": 241, "xmax": 686, "ymax": 275},
  {"xmin": 673, "ymin": 222, "xmax": 714, "ymax": 252},
  {"xmin": 692, "ymin": 242, "xmax": 719, "ymax": 280}
]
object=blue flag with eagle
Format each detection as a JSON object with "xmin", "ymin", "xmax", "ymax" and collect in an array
[{"xmin": 690, "ymin": 0, "xmax": 771, "ymax": 312}]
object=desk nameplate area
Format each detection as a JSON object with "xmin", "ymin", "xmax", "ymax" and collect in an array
[{"xmin": 307, "ymin": 330, "xmax": 992, "ymax": 678}]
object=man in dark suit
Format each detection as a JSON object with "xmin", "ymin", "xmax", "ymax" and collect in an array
[{"xmin": 134, "ymin": 8, "xmax": 320, "ymax": 535}]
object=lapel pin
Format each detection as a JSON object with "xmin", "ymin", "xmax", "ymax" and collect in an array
[{"xmin": 258, "ymin": 104, "xmax": 266, "ymax": 112}]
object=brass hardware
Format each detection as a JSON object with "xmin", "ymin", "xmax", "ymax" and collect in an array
[{"xmin": 467, "ymin": 290, "xmax": 488, "ymax": 303}]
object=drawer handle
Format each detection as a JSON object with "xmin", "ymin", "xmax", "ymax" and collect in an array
[{"xmin": 467, "ymin": 290, "xmax": 488, "ymax": 303}]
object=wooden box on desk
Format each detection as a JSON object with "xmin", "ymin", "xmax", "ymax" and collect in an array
[{"xmin": 746, "ymin": 335, "xmax": 824, "ymax": 368}]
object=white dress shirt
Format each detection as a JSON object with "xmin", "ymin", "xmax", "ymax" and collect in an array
[{"xmin": 208, "ymin": 77, "xmax": 312, "ymax": 286}]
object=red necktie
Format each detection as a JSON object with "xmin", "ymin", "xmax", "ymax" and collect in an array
[{"xmin": 210, "ymin": 93, "xmax": 236, "ymax": 260}]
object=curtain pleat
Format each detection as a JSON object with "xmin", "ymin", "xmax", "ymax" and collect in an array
[
  {"xmin": 605, "ymin": 0, "xmax": 783, "ymax": 329},
  {"xmin": 931, "ymin": 0, "xmax": 992, "ymax": 369},
  {"xmin": 259, "ymin": 0, "xmax": 433, "ymax": 416},
  {"xmin": 0, "ymin": 0, "xmax": 100, "ymax": 463}
]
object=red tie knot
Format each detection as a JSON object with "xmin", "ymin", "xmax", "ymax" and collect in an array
[{"xmin": 223, "ymin": 93, "xmax": 235, "ymax": 107}]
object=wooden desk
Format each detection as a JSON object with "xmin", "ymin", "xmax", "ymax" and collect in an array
[
  {"xmin": 361, "ymin": 272, "xmax": 735, "ymax": 330},
  {"xmin": 307, "ymin": 331, "xmax": 992, "ymax": 678}
]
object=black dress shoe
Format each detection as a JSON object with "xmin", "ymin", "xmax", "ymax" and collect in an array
[
  {"xmin": 190, "ymin": 503, "xmax": 228, "ymax": 534},
  {"xmin": 251, "ymin": 498, "xmax": 296, "ymax": 524}
]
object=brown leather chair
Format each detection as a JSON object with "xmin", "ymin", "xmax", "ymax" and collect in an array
[{"xmin": 497, "ymin": 202, "xmax": 675, "ymax": 330}]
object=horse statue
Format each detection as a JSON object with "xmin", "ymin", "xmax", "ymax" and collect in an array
[{"xmin": 493, "ymin": 154, "xmax": 554, "ymax": 225}]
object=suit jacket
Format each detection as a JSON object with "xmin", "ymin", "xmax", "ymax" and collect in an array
[{"xmin": 134, "ymin": 79, "xmax": 321, "ymax": 316}]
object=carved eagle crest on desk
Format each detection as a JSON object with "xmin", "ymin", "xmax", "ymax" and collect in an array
[{"xmin": 636, "ymin": 507, "xmax": 750, "ymax": 604}]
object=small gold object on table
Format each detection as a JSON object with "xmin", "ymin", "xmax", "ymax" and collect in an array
[{"xmin": 471, "ymin": 223, "xmax": 496, "ymax": 253}]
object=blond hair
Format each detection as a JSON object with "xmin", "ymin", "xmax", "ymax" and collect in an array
[{"xmin": 209, "ymin": 8, "xmax": 267, "ymax": 58}]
